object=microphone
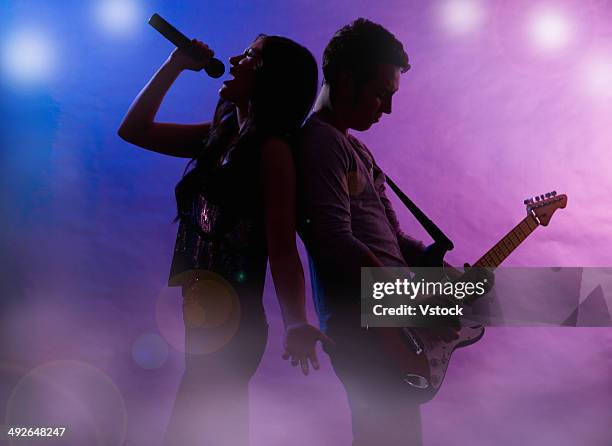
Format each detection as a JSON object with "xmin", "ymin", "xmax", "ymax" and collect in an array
[{"xmin": 148, "ymin": 13, "xmax": 225, "ymax": 78}]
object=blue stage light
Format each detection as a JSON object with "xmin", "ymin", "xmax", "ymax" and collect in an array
[
  {"xmin": 94, "ymin": 0, "xmax": 141, "ymax": 35},
  {"xmin": 1, "ymin": 28, "xmax": 56, "ymax": 87}
]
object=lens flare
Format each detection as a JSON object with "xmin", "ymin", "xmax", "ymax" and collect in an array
[
  {"xmin": 155, "ymin": 270, "xmax": 241, "ymax": 355},
  {"xmin": 132, "ymin": 333, "xmax": 169, "ymax": 369},
  {"xmin": 6, "ymin": 360, "xmax": 127, "ymax": 446}
]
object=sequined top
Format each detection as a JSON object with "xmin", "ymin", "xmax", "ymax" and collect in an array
[{"xmin": 168, "ymin": 139, "xmax": 267, "ymax": 289}]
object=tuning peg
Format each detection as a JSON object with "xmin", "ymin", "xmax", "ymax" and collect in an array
[
  {"xmin": 545, "ymin": 192, "xmax": 551, "ymax": 198},
  {"xmin": 551, "ymin": 191, "xmax": 557, "ymax": 196},
  {"xmin": 535, "ymin": 196, "xmax": 540, "ymax": 202}
]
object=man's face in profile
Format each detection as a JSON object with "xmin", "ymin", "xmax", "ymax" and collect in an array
[{"xmin": 350, "ymin": 63, "xmax": 401, "ymax": 131}]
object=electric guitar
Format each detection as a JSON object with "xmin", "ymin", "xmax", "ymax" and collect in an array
[{"xmin": 375, "ymin": 191, "xmax": 568, "ymax": 403}]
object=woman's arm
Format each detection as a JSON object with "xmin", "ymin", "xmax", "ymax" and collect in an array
[
  {"xmin": 262, "ymin": 137, "xmax": 333, "ymax": 375},
  {"xmin": 117, "ymin": 40, "xmax": 214, "ymax": 158}
]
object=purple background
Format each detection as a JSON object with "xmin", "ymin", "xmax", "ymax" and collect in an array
[{"xmin": 1, "ymin": 0, "xmax": 611, "ymax": 444}]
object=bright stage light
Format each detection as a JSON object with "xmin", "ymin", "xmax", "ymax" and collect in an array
[
  {"xmin": 95, "ymin": 0, "xmax": 141, "ymax": 35},
  {"xmin": 439, "ymin": 0, "xmax": 485, "ymax": 35},
  {"xmin": 582, "ymin": 55, "xmax": 612, "ymax": 99},
  {"xmin": 1, "ymin": 29, "xmax": 56, "ymax": 86},
  {"xmin": 529, "ymin": 8, "xmax": 571, "ymax": 52}
]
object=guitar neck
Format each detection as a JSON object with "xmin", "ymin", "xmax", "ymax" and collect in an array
[{"xmin": 473, "ymin": 214, "xmax": 539, "ymax": 267}]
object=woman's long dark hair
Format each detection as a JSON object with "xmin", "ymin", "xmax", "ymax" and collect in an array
[{"xmin": 174, "ymin": 35, "xmax": 318, "ymax": 220}]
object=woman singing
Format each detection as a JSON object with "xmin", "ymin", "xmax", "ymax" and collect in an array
[{"xmin": 118, "ymin": 34, "xmax": 330, "ymax": 445}]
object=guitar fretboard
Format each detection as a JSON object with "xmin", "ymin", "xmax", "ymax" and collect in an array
[{"xmin": 473, "ymin": 214, "xmax": 539, "ymax": 267}]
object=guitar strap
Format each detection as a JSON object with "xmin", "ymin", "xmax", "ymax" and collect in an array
[
  {"xmin": 379, "ymin": 168, "xmax": 454, "ymax": 253},
  {"xmin": 345, "ymin": 133, "xmax": 454, "ymax": 254}
]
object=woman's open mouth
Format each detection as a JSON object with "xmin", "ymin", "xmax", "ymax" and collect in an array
[{"xmin": 223, "ymin": 71, "xmax": 238, "ymax": 85}]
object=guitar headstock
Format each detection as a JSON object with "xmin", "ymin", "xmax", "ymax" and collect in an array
[{"xmin": 523, "ymin": 191, "xmax": 567, "ymax": 226}]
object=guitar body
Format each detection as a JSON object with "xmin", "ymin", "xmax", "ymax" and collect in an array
[
  {"xmin": 375, "ymin": 325, "xmax": 485, "ymax": 403},
  {"xmin": 374, "ymin": 191, "xmax": 567, "ymax": 401}
]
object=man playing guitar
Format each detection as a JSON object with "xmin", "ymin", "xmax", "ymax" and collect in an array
[{"xmin": 296, "ymin": 18, "xmax": 494, "ymax": 445}]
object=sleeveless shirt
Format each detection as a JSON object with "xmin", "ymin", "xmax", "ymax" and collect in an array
[{"xmin": 168, "ymin": 137, "xmax": 267, "ymax": 289}]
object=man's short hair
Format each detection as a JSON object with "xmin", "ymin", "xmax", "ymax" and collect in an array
[{"xmin": 322, "ymin": 18, "xmax": 410, "ymax": 92}]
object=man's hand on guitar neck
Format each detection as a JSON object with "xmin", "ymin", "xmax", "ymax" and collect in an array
[
  {"xmin": 460, "ymin": 263, "xmax": 495, "ymax": 304},
  {"xmin": 439, "ymin": 262, "xmax": 495, "ymax": 303}
]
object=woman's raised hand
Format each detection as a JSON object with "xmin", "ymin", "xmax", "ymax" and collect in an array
[
  {"xmin": 282, "ymin": 322, "xmax": 335, "ymax": 376},
  {"xmin": 168, "ymin": 39, "xmax": 214, "ymax": 72}
]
